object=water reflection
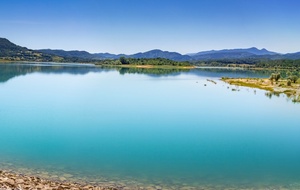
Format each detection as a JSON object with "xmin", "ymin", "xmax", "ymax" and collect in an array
[
  {"xmin": 191, "ymin": 67, "xmax": 272, "ymax": 78},
  {"xmin": 265, "ymin": 90, "xmax": 300, "ymax": 103},
  {"xmin": 265, "ymin": 91, "xmax": 281, "ymax": 99},
  {"xmin": 0, "ymin": 63, "xmax": 299, "ymax": 188},
  {"xmin": 0, "ymin": 63, "xmax": 104, "ymax": 83},
  {"xmin": 0, "ymin": 63, "xmax": 275, "ymax": 84}
]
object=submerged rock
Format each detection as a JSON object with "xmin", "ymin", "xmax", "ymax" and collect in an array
[{"xmin": 0, "ymin": 170, "xmax": 122, "ymax": 190}]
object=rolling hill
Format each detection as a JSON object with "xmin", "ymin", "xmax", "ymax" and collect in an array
[{"xmin": 0, "ymin": 38, "xmax": 60, "ymax": 62}]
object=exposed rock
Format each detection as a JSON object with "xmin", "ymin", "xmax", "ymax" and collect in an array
[
  {"xmin": 3, "ymin": 178, "xmax": 15, "ymax": 186},
  {"xmin": 15, "ymin": 178, "xmax": 25, "ymax": 184}
]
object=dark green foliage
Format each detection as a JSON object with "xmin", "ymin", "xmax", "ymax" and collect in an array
[
  {"xmin": 97, "ymin": 58, "xmax": 191, "ymax": 67},
  {"xmin": 193, "ymin": 58, "xmax": 260, "ymax": 66},
  {"xmin": 256, "ymin": 59, "xmax": 300, "ymax": 69},
  {"xmin": 193, "ymin": 58, "xmax": 300, "ymax": 70},
  {"xmin": 119, "ymin": 57, "xmax": 129, "ymax": 64},
  {"xmin": 118, "ymin": 67, "xmax": 190, "ymax": 75},
  {"xmin": 287, "ymin": 79, "xmax": 292, "ymax": 86}
]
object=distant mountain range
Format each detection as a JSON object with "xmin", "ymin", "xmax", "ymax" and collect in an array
[
  {"xmin": 37, "ymin": 47, "xmax": 300, "ymax": 61},
  {"xmin": 1, "ymin": 37, "xmax": 300, "ymax": 62},
  {"xmin": 37, "ymin": 49, "xmax": 192, "ymax": 61},
  {"xmin": 188, "ymin": 47, "xmax": 278, "ymax": 60}
]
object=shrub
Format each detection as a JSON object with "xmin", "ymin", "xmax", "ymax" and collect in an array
[
  {"xmin": 288, "ymin": 75, "xmax": 298, "ymax": 83},
  {"xmin": 269, "ymin": 73, "xmax": 281, "ymax": 82}
]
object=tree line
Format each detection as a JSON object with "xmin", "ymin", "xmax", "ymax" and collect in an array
[
  {"xmin": 193, "ymin": 58, "xmax": 300, "ymax": 69},
  {"xmin": 95, "ymin": 57, "xmax": 191, "ymax": 67}
]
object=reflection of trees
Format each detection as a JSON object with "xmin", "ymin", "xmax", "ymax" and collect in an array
[
  {"xmin": 265, "ymin": 91, "xmax": 300, "ymax": 103},
  {"xmin": 191, "ymin": 68, "xmax": 273, "ymax": 78},
  {"xmin": 118, "ymin": 67, "xmax": 190, "ymax": 76},
  {"xmin": 265, "ymin": 92, "xmax": 280, "ymax": 99}
]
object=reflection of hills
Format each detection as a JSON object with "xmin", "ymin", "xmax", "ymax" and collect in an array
[
  {"xmin": 0, "ymin": 64, "xmax": 193, "ymax": 83},
  {"xmin": 0, "ymin": 63, "xmax": 279, "ymax": 84},
  {"xmin": 0, "ymin": 63, "xmax": 109, "ymax": 83}
]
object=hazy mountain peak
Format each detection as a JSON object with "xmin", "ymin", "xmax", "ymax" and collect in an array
[{"xmin": 188, "ymin": 47, "xmax": 279, "ymax": 60}]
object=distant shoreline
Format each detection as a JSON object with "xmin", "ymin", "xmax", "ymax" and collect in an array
[
  {"xmin": 0, "ymin": 61, "xmax": 195, "ymax": 69},
  {"xmin": 2, "ymin": 60, "xmax": 299, "ymax": 71}
]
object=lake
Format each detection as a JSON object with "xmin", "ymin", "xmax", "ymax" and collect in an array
[{"xmin": 0, "ymin": 63, "xmax": 299, "ymax": 189}]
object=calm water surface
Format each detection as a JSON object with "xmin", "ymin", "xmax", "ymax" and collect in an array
[{"xmin": 0, "ymin": 63, "xmax": 299, "ymax": 189}]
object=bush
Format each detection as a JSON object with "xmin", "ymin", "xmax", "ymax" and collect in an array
[
  {"xmin": 269, "ymin": 73, "xmax": 281, "ymax": 81},
  {"xmin": 288, "ymin": 75, "xmax": 298, "ymax": 83},
  {"xmin": 119, "ymin": 57, "xmax": 129, "ymax": 64}
]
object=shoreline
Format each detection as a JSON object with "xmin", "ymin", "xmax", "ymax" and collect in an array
[
  {"xmin": 1, "ymin": 168, "xmax": 298, "ymax": 190},
  {"xmin": 95, "ymin": 64, "xmax": 195, "ymax": 69},
  {"xmin": 0, "ymin": 61, "xmax": 195, "ymax": 69},
  {"xmin": 2, "ymin": 60, "xmax": 299, "ymax": 71},
  {"xmin": 221, "ymin": 77, "xmax": 300, "ymax": 102},
  {"xmin": 0, "ymin": 170, "xmax": 119, "ymax": 190}
]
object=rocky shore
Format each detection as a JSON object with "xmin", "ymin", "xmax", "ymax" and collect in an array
[
  {"xmin": 0, "ymin": 169, "xmax": 202, "ymax": 190},
  {"xmin": 0, "ymin": 170, "xmax": 120, "ymax": 190},
  {"xmin": 1, "ymin": 169, "xmax": 298, "ymax": 190}
]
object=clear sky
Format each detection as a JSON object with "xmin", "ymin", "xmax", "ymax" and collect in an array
[{"xmin": 0, "ymin": 0, "xmax": 299, "ymax": 54}]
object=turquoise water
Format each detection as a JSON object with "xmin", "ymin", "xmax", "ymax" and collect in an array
[{"xmin": 0, "ymin": 63, "xmax": 299, "ymax": 188}]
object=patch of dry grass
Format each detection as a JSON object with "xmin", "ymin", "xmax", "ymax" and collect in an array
[{"xmin": 221, "ymin": 77, "xmax": 300, "ymax": 102}]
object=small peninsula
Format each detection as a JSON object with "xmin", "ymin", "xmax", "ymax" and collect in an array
[{"xmin": 222, "ymin": 76, "xmax": 300, "ymax": 102}]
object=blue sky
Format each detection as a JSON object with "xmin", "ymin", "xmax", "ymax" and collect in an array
[{"xmin": 0, "ymin": 0, "xmax": 299, "ymax": 54}]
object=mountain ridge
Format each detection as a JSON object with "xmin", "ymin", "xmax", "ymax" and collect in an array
[
  {"xmin": 0, "ymin": 38, "xmax": 56, "ymax": 62},
  {"xmin": 1, "ymin": 37, "xmax": 300, "ymax": 62},
  {"xmin": 39, "ymin": 47, "xmax": 300, "ymax": 61}
]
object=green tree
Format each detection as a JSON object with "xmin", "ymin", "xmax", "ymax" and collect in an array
[{"xmin": 119, "ymin": 57, "xmax": 129, "ymax": 64}]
